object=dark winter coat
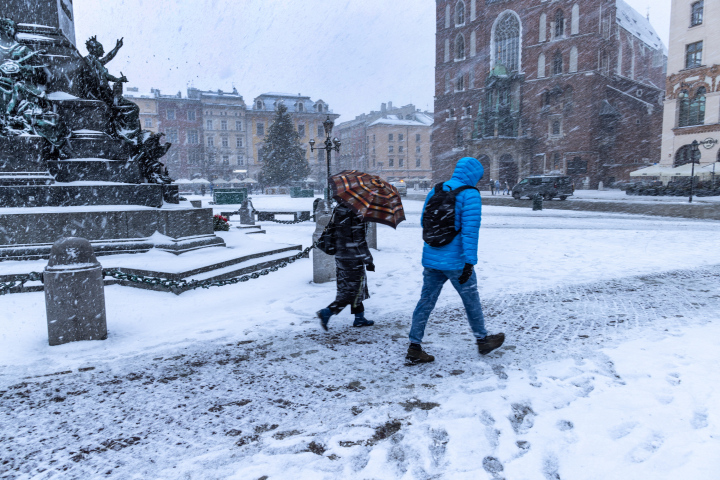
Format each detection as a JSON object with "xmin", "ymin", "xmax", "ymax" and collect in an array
[
  {"xmin": 331, "ymin": 204, "xmax": 373, "ymax": 264},
  {"xmin": 330, "ymin": 203, "xmax": 373, "ymax": 307}
]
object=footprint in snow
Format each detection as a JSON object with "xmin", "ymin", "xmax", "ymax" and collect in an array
[
  {"xmin": 691, "ymin": 410, "xmax": 709, "ymax": 429},
  {"xmin": 609, "ymin": 421, "xmax": 638, "ymax": 440},
  {"xmin": 627, "ymin": 432, "xmax": 664, "ymax": 463},
  {"xmin": 666, "ymin": 372, "xmax": 681, "ymax": 386}
]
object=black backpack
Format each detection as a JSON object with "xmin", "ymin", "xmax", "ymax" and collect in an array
[{"xmin": 422, "ymin": 182, "xmax": 477, "ymax": 247}]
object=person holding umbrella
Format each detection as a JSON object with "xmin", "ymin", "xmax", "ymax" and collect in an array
[{"xmin": 316, "ymin": 171, "xmax": 406, "ymax": 331}]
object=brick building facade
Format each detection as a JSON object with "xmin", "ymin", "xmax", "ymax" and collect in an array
[
  {"xmin": 433, "ymin": 0, "xmax": 667, "ymax": 189},
  {"xmin": 336, "ymin": 102, "xmax": 434, "ymax": 182}
]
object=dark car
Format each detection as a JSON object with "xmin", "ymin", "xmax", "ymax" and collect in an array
[{"xmin": 512, "ymin": 175, "xmax": 574, "ymax": 200}]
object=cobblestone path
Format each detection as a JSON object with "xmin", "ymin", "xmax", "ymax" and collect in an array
[{"xmin": 2, "ymin": 266, "xmax": 719, "ymax": 478}]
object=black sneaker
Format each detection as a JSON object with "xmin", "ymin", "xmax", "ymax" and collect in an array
[
  {"xmin": 405, "ymin": 344, "xmax": 435, "ymax": 365},
  {"xmin": 477, "ymin": 333, "xmax": 505, "ymax": 355},
  {"xmin": 353, "ymin": 317, "xmax": 375, "ymax": 327}
]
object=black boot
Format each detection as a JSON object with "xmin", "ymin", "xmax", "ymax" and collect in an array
[
  {"xmin": 477, "ymin": 333, "xmax": 505, "ymax": 355},
  {"xmin": 405, "ymin": 343, "xmax": 435, "ymax": 365}
]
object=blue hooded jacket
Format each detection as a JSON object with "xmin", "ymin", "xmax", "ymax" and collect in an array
[{"xmin": 421, "ymin": 157, "xmax": 484, "ymax": 270}]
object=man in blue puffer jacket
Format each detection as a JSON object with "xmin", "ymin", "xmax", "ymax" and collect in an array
[{"xmin": 406, "ymin": 156, "xmax": 505, "ymax": 364}]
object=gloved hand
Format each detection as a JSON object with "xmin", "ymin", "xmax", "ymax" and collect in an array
[
  {"xmin": 366, "ymin": 263, "xmax": 375, "ymax": 272},
  {"xmin": 458, "ymin": 263, "xmax": 474, "ymax": 284}
]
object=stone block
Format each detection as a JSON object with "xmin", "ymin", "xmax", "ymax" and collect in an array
[{"xmin": 44, "ymin": 238, "xmax": 107, "ymax": 346}]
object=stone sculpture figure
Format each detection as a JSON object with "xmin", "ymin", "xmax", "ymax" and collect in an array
[
  {"xmin": 83, "ymin": 36, "xmax": 142, "ymax": 145},
  {"xmin": 134, "ymin": 131, "xmax": 173, "ymax": 184},
  {"xmin": 0, "ymin": 18, "xmax": 70, "ymax": 157}
]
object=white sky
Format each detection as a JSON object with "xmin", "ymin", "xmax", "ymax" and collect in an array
[{"xmin": 73, "ymin": 0, "xmax": 671, "ymax": 122}]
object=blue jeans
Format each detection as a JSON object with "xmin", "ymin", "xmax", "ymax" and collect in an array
[{"xmin": 409, "ymin": 267, "xmax": 487, "ymax": 344}]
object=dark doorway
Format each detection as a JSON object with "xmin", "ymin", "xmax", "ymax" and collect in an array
[{"xmin": 499, "ymin": 154, "xmax": 518, "ymax": 186}]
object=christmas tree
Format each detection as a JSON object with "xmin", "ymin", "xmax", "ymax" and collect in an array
[{"xmin": 260, "ymin": 103, "xmax": 310, "ymax": 186}]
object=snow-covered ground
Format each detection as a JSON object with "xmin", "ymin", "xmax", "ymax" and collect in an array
[{"xmin": 1, "ymin": 195, "xmax": 719, "ymax": 479}]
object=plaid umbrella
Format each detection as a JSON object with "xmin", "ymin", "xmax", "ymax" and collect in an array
[{"xmin": 330, "ymin": 170, "xmax": 406, "ymax": 228}]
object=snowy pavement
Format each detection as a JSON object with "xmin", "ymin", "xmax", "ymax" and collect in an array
[{"xmin": 1, "ymin": 196, "xmax": 720, "ymax": 479}]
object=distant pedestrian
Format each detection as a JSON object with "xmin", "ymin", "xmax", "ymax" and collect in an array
[
  {"xmin": 495, "ymin": 179, "xmax": 501, "ymax": 194},
  {"xmin": 406, "ymin": 156, "xmax": 505, "ymax": 365},
  {"xmin": 504, "ymin": 181, "xmax": 510, "ymax": 195},
  {"xmin": 489, "ymin": 178, "xmax": 495, "ymax": 195},
  {"xmin": 317, "ymin": 201, "xmax": 375, "ymax": 330}
]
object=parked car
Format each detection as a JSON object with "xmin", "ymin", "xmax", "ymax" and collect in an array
[
  {"xmin": 391, "ymin": 181, "xmax": 407, "ymax": 196},
  {"xmin": 512, "ymin": 175, "xmax": 574, "ymax": 200}
]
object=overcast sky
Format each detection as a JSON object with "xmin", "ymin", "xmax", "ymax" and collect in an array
[{"xmin": 74, "ymin": 0, "xmax": 671, "ymax": 122}]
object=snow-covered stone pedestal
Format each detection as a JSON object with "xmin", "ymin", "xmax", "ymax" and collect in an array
[{"xmin": 44, "ymin": 237, "xmax": 107, "ymax": 346}]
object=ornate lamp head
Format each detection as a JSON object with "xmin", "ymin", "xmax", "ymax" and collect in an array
[{"xmin": 323, "ymin": 116, "xmax": 334, "ymax": 137}]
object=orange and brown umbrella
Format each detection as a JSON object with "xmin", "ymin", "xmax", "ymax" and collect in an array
[{"xmin": 330, "ymin": 170, "xmax": 405, "ymax": 228}]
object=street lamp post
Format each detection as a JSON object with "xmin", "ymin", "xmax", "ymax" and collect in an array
[
  {"xmin": 689, "ymin": 139, "xmax": 700, "ymax": 203},
  {"xmin": 309, "ymin": 116, "xmax": 341, "ymax": 209}
]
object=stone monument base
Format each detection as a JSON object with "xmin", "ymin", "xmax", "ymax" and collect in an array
[{"xmin": 0, "ymin": 206, "xmax": 225, "ymax": 260}]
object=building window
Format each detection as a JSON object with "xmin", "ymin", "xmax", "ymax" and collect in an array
[
  {"xmin": 235, "ymin": 121, "xmax": 242, "ymax": 131},
  {"xmin": 554, "ymin": 10, "xmax": 565, "ymax": 38},
  {"xmin": 538, "ymin": 53, "xmax": 546, "ymax": 78},
  {"xmin": 318, "ymin": 125, "xmax": 324, "ymax": 137},
  {"xmin": 455, "ymin": 34, "xmax": 465, "ymax": 60},
  {"xmin": 298, "ymin": 124, "xmax": 305, "ymax": 137},
  {"xmin": 236, "ymin": 137, "xmax": 243, "ymax": 148},
  {"xmin": 221, "ymin": 120, "xmax": 227, "ymax": 130},
  {"xmin": 144, "ymin": 118, "xmax": 153, "ymax": 128},
  {"xmin": 398, "ymin": 133, "xmax": 404, "ymax": 141},
  {"xmin": 167, "ymin": 129, "xmax": 178, "ymax": 143},
  {"xmin": 456, "ymin": 73, "xmax": 465, "ymax": 91},
  {"xmin": 552, "ymin": 152, "xmax": 562, "ymax": 171},
  {"xmin": 206, "ymin": 119, "xmax": 213, "ymax": 130},
  {"xmin": 399, "ymin": 158, "xmax": 404, "ymax": 167},
  {"xmin": 691, "ymin": 1, "xmax": 704, "ymax": 26},
  {"xmin": 297, "ymin": 102, "xmax": 304, "ymax": 112},
  {"xmin": 399, "ymin": 145, "xmax": 404, "ymax": 153},
  {"xmin": 678, "ymin": 87, "xmax": 706, "ymax": 127},
  {"xmin": 388, "ymin": 158, "xmax": 394, "ymax": 167},
  {"xmin": 416, "ymin": 133, "xmax": 421, "ymax": 142},
  {"xmin": 675, "ymin": 145, "xmax": 701, "ymax": 167},
  {"xmin": 187, "ymin": 110, "xmax": 196, "ymax": 121},
  {"xmin": 493, "ymin": 12, "xmax": 521, "ymax": 72},
  {"xmin": 416, "ymin": 158, "xmax": 421, "ymax": 167},
  {"xmin": 567, "ymin": 156, "xmax": 587, "ymax": 174},
  {"xmin": 553, "ymin": 51, "xmax": 563, "ymax": 75},
  {"xmin": 221, "ymin": 137, "xmax": 229, "ymax": 148},
  {"xmin": 166, "ymin": 109, "xmax": 175, "ymax": 120},
  {"xmin": 237, "ymin": 156, "xmax": 245, "ymax": 166},
  {"xmin": 552, "ymin": 119, "xmax": 561, "ymax": 136},
  {"xmin": 389, "ymin": 145, "xmax": 394, "ymax": 153},
  {"xmin": 416, "ymin": 145, "xmax": 421, "ymax": 153},
  {"xmin": 256, "ymin": 100, "xmax": 263, "ymax": 109},
  {"xmin": 222, "ymin": 155, "xmax": 229, "ymax": 165},
  {"xmin": 207, "ymin": 136, "xmax": 214, "ymax": 147},
  {"xmin": 188, "ymin": 130, "xmax": 198, "ymax": 144},
  {"xmin": 389, "ymin": 133, "xmax": 394, "ymax": 141},
  {"xmin": 686, "ymin": 41, "xmax": 703, "ymax": 68},
  {"xmin": 456, "ymin": 1, "xmax": 465, "ymax": 26},
  {"xmin": 258, "ymin": 147, "xmax": 264, "ymax": 162},
  {"xmin": 257, "ymin": 122, "xmax": 265, "ymax": 136}
]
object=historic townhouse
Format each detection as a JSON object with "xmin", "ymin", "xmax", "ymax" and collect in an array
[
  {"xmin": 433, "ymin": 0, "xmax": 667, "ymax": 188},
  {"xmin": 660, "ymin": 0, "xmax": 720, "ymax": 168},
  {"xmin": 336, "ymin": 102, "xmax": 434, "ymax": 182}
]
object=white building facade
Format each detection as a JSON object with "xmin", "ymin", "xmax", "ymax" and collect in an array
[{"xmin": 661, "ymin": 0, "xmax": 720, "ymax": 167}]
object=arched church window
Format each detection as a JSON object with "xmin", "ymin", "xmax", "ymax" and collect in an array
[
  {"xmin": 456, "ymin": 34, "xmax": 465, "ymax": 60},
  {"xmin": 553, "ymin": 50, "xmax": 563, "ymax": 75},
  {"xmin": 456, "ymin": 1, "xmax": 465, "ymax": 26},
  {"xmin": 493, "ymin": 12, "xmax": 521, "ymax": 72},
  {"xmin": 555, "ymin": 10, "xmax": 565, "ymax": 38}
]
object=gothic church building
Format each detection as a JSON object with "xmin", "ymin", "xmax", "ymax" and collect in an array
[{"xmin": 432, "ymin": 0, "xmax": 667, "ymax": 188}]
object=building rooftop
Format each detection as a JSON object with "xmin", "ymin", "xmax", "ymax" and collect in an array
[{"xmin": 615, "ymin": 0, "xmax": 667, "ymax": 54}]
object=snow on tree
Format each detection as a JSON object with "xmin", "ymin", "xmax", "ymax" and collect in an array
[{"xmin": 260, "ymin": 103, "xmax": 310, "ymax": 186}]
